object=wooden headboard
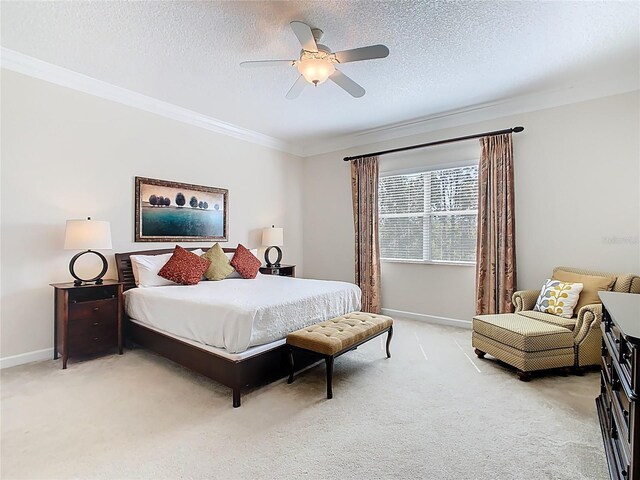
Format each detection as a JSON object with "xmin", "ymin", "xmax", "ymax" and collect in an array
[{"xmin": 115, "ymin": 247, "xmax": 237, "ymax": 291}]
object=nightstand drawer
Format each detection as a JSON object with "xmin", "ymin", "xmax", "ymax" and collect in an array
[
  {"xmin": 69, "ymin": 313, "xmax": 116, "ymax": 338},
  {"xmin": 69, "ymin": 298, "xmax": 117, "ymax": 323},
  {"xmin": 68, "ymin": 330, "xmax": 117, "ymax": 356}
]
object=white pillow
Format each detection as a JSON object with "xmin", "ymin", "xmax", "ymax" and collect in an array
[
  {"xmin": 533, "ymin": 279, "xmax": 584, "ymax": 318},
  {"xmin": 225, "ymin": 249, "xmax": 259, "ymax": 278},
  {"xmin": 131, "ymin": 249, "xmax": 203, "ymax": 287}
]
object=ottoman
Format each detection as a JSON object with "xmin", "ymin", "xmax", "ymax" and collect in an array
[{"xmin": 472, "ymin": 313, "xmax": 575, "ymax": 381}]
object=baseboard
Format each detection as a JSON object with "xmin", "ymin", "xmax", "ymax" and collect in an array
[
  {"xmin": 381, "ymin": 308, "xmax": 472, "ymax": 329},
  {"xmin": 0, "ymin": 348, "xmax": 54, "ymax": 369}
]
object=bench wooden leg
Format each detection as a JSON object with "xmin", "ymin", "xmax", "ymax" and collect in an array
[
  {"xmin": 325, "ymin": 356, "xmax": 334, "ymax": 399},
  {"xmin": 386, "ymin": 326, "xmax": 393, "ymax": 359},
  {"xmin": 287, "ymin": 347, "xmax": 295, "ymax": 384}
]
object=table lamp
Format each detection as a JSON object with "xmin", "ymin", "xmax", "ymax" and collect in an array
[
  {"xmin": 64, "ymin": 217, "xmax": 112, "ymax": 286},
  {"xmin": 262, "ymin": 225, "xmax": 284, "ymax": 268}
]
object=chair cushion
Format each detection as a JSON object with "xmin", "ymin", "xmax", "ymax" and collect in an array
[
  {"xmin": 552, "ymin": 269, "xmax": 615, "ymax": 312},
  {"xmin": 518, "ymin": 310, "xmax": 577, "ymax": 331},
  {"xmin": 553, "ymin": 266, "xmax": 637, "ymax": 294},
  {"xmin": 472, "ymin": 314, "xmax": 574, "ymax": 353},
  {"xmin": 287, "ymin": 312, "xmax": 393, "ymax": 356}
]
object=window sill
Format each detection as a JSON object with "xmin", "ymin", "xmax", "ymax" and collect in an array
[{"xmin": 381, "ymin": 259, "xmax": 475, "ymax": 267}]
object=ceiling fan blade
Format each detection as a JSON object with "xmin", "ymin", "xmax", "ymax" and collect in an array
[
  {"xmin": 290, "ymin": 21, "xmax": 318, "ymax": 53},
  {"xmin": 240, "ymin": 60, "xmax": 295, "ymax": 68},
  {"xmin": 334, "ymin": 45, "xmax": 390, "ymax": 64},
  {"xmin": 329, "ymin": 70, "xmax": 365, "ymax": 98},
  {"xmin": 285, "ymin": 75, "xmax": 307, "ymax": 99}
]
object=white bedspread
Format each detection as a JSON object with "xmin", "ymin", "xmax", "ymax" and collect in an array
[{"xmin": 124, "ymin": 274, "xmax": 361, "ymax": 353}]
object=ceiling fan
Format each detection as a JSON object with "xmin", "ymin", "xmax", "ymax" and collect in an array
[{"xmin": 240, "ymin": 21, "xmax": 389, "ymax": 99}]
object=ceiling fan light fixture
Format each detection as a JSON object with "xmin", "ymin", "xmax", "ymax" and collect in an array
[
  {"xmin": 241, "ymin": 21, "xmax": 388, "ymax": 98},
  {"xmin": 297, "ymin": 57, "xmax": 335, "ymax": 85}
]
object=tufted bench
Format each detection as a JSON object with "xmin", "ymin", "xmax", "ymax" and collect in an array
[{"xmin": 286, "ymin": 312, "xmax": 394, "ymax": 399}]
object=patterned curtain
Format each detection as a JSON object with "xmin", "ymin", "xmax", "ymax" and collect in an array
[
  {"xmin": 476, "ymin": 134, "xmax": 517, "ymax": 314},
  {"xmin": 351, "ymin": 156, "xmax": 381, "ymax": 314}
]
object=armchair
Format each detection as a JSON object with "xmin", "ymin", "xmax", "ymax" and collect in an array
[{"xmin": 512, "ymin": 267, "xmax": 639, "ymax": 368}]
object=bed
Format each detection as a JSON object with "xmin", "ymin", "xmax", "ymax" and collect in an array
[{"xmin": 115, "ymin": 247, "xmax": 361, "ymax": 407}]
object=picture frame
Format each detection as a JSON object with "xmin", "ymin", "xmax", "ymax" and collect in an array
[{"xmin": 134, "ymin": 176, "xmax": 228, "ymax": 242}]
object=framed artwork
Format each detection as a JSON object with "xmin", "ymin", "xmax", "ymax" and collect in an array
[{"xmin": 134, "ymin": 176, "xmax": 228, "ymax": 242}]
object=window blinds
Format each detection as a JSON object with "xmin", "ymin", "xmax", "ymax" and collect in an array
[{"xmin": 378, "ymin": 164, "xmax": 479, "ymax": 263}]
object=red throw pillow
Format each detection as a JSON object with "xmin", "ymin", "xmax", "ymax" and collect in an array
[
  {"xmin": 231, "ymin": 244, "xmax": 261, "ymax": 279},
  {"xmin": 158, "ymin": 246, "xmax": 211, "ymax": 285}
]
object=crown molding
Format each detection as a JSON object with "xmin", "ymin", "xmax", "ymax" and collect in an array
[
  {"xmin": 3, "ymin": 48, "xmax": 637, "ymax": 159},
  {"xmin": 0, "ymin": 48, "xmax": 302, "ymax": 156},
  {"xmin": 298, "ymin": 77, "xmax": 640, "ymax": 157}
]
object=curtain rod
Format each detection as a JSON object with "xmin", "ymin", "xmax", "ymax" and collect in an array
[{"xmin": 342, "ymin": 126, "xmax": 524, "ymax": 162}]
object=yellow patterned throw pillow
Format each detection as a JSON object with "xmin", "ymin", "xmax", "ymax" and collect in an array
[
  {"xmin": 533, "ymin": 279, "xmax": 584, "ymax": 318},
  {"xmin": 201, "ymin": 243, "xmax": 235, "ymax": 281}
]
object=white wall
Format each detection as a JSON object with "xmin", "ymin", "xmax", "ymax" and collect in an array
[
  {"xmin": 303, "ymin": 91, "xmax": 640, "ymax": 322},
  {"xmin": 2, "ymin": 69, "xmax": 638, "ymax": 363},
  {"xmin": 0, "ymin": 70, "xmax": 304, "ymax": 362}
]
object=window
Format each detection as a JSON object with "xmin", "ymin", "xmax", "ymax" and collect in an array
[{"xmin": 378, "ymin": 164, "xmax": 478, "ymax": 264}]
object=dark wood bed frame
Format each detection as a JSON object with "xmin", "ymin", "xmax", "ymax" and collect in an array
[{"xmin": 115, "ymin": 247, "xmax": 315, "ymax": 408}]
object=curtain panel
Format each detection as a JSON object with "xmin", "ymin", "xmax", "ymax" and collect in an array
[
  {"xmin": 476, "ymin": 134, "xmax": 517, "ymax": 314},
  {"xmin": 351, "ymin": 156, "xmax": 381, "ymax": 314}
]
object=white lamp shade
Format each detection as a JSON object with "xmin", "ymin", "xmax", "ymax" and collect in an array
[
  {"xmin": 262, "ymin": 227, "xmax": 284, "ymax": 247},
  {"xmin": 64, "ymin": 219, "xmax": 112, "ymax": 250}
]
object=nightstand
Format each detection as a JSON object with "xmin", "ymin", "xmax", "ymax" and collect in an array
[
  {"xmin": 51, "ymin": 280, "xmax": 124, "ymax": 369},
  {"xmin": 259, "ymin": 265, "xmax": 296, "ymax": 277}
]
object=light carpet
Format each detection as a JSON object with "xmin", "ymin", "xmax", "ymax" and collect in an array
[{"xmin": 1, "ymin": 318, "xmax": 607, "ymax": 480}]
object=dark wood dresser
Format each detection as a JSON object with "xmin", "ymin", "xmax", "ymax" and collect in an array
[
  {"xmin": 598, "ymin": 291, "xmax": 640, "ymax": 479},
  {"xmin": 51, "ymin": 280, "xmax": 124, "ymax": 369}
]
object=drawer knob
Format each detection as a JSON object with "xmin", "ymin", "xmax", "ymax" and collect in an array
[
  {"xmin": 93, "ymin": 337, "xmax": 99, "ymax": 341},
  {"xmin": 93, "ymin": 322, "xmax": 99, "ymax": 326},
  {"xmin": 93, "ymin": 307, "xmax": 99, "ymax": 312}
]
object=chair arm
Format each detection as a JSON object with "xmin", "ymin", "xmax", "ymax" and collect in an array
[
  {"xmin": 574, "ymin": 304, "xmax": 603, "ymax": 345},
  {"xmin": 512, "ymin": 289, "xmax": 540, "ymax": 312}
]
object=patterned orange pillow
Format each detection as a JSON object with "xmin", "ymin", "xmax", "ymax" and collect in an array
[
  {"xmin": 230, "ymin": 244, "xmax": 261, "ymax": 279},
  {"xmin": 158, "ymin": 246, "xmax": 210, "ymax": 285}
]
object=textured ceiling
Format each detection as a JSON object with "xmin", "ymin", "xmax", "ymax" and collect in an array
[{"xmin": 2, "ymin": 1, "xmax": 639, "ymax": 149}]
